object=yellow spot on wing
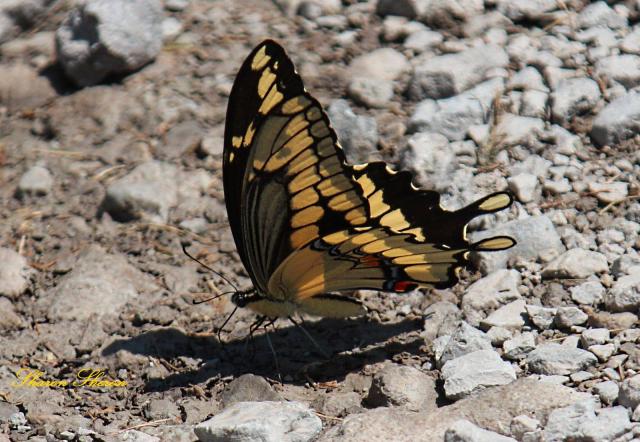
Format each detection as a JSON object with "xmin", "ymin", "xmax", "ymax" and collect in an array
[
  {"xmin": 290, "ymin": 224, "xmax": 319, "ymax": 249},
  {"xmin": 243, "ymin": 121, "xmax": 256, "ymax": 147},
  {"xmin": 289, "ymin": 167, "xmax": 320, "ymax": 193},
  {"xmin": 317, "ymin": 175, "xmax": 352, "ymax": 197},
  {"xmin": 251, "ymin": 46, "xmax": 270, "ymax": 71},
  {"xmin": 317, "ymin": 138, "xmax": 335, "ymax": 157},
  {"xmin": 291, "ymin": 187, "xmax": 319, "ymax": 210},
  {"xmin": 282, "ymin": 96, "xmax": 312, "ymax": 114},
  {"xmin": 356, "ymin": 174, "xmax": 376, "ymax": 197},
  {"xmin": 323, "ymin": 230, "xmax": 351, "ymax": 245},
  {"xmin": 306, "ymin": 106, "xmax": 322, "ymax": 121},
  {"xmin": 345, "ymin": 207, "xmax": 367, "ymax": 225},
  {"xmin": 479, "ymin": 193, "xmax": 512, "ymax": 211},
  {"xmin": 380, "ymin": 209, "xmax": 410, "ymax": 231},
  {"xmin": 319, "ymin": 155, "xmax": 341, "ymax": 177},
  {"xmin": 258, "ymin": 67, "xmax": 276, "ymax": 98},
  {"xmin": 291, "ymin": 205, "xmax": 323, "ymax": 228},
  {"xmin": 368, "ymin": 190, "xmax": 390, "ymax": 218},
  {"xmin": 287, "ymin": 150, "xmax": 318, "ymax": 176},
  {"xmin": 329, "ymin": 190, "xmax": 360, "ymax": 211},
  {"xmin": 259, "ymin": 86, "xmax": 283, "ymax": 115},
  {"xmin": 232, "ymin": 136, "xmax": 242, "ymax": 148}
]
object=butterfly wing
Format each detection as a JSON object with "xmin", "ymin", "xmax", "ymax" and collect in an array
[{"xmin": 223, "ymin": 40, "xmax": 373, "ymax": 295}]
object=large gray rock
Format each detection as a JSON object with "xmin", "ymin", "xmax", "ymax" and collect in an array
[
  {"xmin": 409, "ymin": 78, "xmax": 504, "ymax": 140},
  {"xmin": 327, "ymin": 99, "xmax": 379, "ymax": 163},
  {"xmin": 365, "ymin": 363, "xmax": 438, "ymax": 411},
  {"xmin": 618, "ymin": 374, "xmax": 640, "ymax": 410},
  {"xmin": 441, "ymin": 350, "xmax": 516, "ymax": 400},
  {"xmin": 44, "ymin": 245, "xmax": 157, "ymax": 321},
  {"xmin": 408, "ymin": 45, "xmax": 508, "ymax": 100},
  {"xmin": 591, "ymin": 91, "xmax": 640, "ymax": 146},
  {"xmin": 470, "ymin": 215, "xmax": 565, "ymax": 274},
  {"xmin": 194, "ymin": 401, "xmax": 322, "ymax": 442},
  {"xmin": 319, "ymin": 378, "xmax": 588, "ymax": 442},
  {"xmin": 56, "ymin": 0, "xmax": 163, "ymax": 87},
  {"xmin": 550, "ymin": 77, "xmax": 600, "ymax": 125},
  {"xmin": 526, "ymin": 343, "xmax": 597, "ymax": 375}
]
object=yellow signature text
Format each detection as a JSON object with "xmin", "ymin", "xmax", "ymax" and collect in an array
[{"xmin": 11, "ymin": 368, "xmax": 128, "ymax": 388}]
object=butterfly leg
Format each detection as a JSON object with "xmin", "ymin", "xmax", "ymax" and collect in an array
[
  {"xmin": 216, "ymin": 305, "xmax": 239, "ymax": 347},
  {"xmin": 288, "ymin": 316, "xmax": 329, "ymax": 359},
  {"xmin": 264, "ymin": 323, "xmax": 282, "ymax": 382},
  {"xmin": 244, "ymin": 315, "xmax": 267, "ymax": 358}
]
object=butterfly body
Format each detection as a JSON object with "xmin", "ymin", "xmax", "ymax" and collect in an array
[{"xmin": 223, "ymin": 40, "xmax": 516, "ymax": 318}]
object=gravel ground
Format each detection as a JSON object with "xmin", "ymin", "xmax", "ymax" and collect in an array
[{"xmin": 1, "ymin": 0, "xmax": 640, "ymax": 441}]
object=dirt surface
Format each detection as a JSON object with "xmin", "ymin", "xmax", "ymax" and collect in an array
[{"xmin": 1, "ymin": 0, "xmax": 640, "ymax": 441}]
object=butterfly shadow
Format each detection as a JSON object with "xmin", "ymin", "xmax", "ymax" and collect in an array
[{"xmin": 101, "ymin": 316, "xmax": 426, "ymax": 391}]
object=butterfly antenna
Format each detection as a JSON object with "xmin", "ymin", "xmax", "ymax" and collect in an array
[
  {"xmin": 182, "ymin": 244, "xmax": 239, "ymax": 292},
  {"xmin": 191, "ymin": 291, "xmax": 236, "ymax": 305}
]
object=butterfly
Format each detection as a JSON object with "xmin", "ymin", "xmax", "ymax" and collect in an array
[{"xmin": 222, "ymin": 39, "xmax": 515, "ymax": 319}]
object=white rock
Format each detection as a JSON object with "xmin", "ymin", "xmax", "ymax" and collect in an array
[
  {"xmin": 510, "ymin": 415, "xmax": 540, "ymax": 439},
  {"xmin": 618, "ymin": 375, "xmax": 640, "ymax": 409},
  {"xmin": 581, "ymin": 407, "xmax": 632, "ymax": 441},
  {"xmin": 0, "ymin": 248, "xmax": 30, "ymax": 298},
  {"xmin": 551, "ymin": 77, "xmax": 600, "ymax": 125},
  {"xmin": 604, "ymin": 272, "xmax": 640, "ymax": 312},
  {"xmin": 437, "ymin": 321, "xmax": 492, "ymax": 367},
  {"xmin": 404, "ymin": 29, "xmax": 443, "ymax": 51},
  {"xmin": 480, "ymin": 300, "xmax": 526, "ymax": 331},
  {"xmin": 17, "ymin": 165, "xmax": 53, "ymax": 196},
  {"xmin": 578, "ymin": 1, "xmax": 627, "ymax": 29},
  {"xmin": 462, "ymin": 269, "xmax": 521, "ymax": 327},
  {"xmin": 497, "ymin": 0, "xmax": 557, "ymax": 21},
  {"xmin": 620, "ymin": 27, "xmax": 640, "ymax": 54},
  {"xmin": 470, "ymin": 215, "xmax": 565, "ymax": 274},
  {"xmin": 327, "ymin": 99, "xmax": 379, "ymax": 164},
  {"xmin": 409, "ymin": 78, "xmax": 504, "ymax": 140},
  {"xmin": 541, "ymin": 249, "xmax": 608, "ymax": 279},
  {"xmin": 520, "ymin": 90, "xmax": 547, "ymax": 118},
  {"xmin": 525, "ymin": 305, "xmax": 557, "ymax": 330},
  {"xmin": 365, "ymin": 363, "xmax": 437, "ymax": 411},
  {"xmin": 591, "ymin": 91, "xmax": 640, "ymax": 146},
  {"xmin": 570, "ymin": 280, "xmax": 605, "ymax": 305},
  {"xmin": 503, "ymin": 332, "xmax": 536, "ymax": 360},
  {"xmin": 507, "ymin": 173, "xmax": 537, "ymax": 203},
  {"xmin": 56, "ymin": 0, "xmax": 164, "ymax": 87},
  {"xmin": 441, "ymin": 350, "xmax": 516, "ymax": 400},
  {"xmin": 554, "ymin": 307, "xmax": 588, "ymax": 328},
  {"xmin": 588, "ymin": 343, "xmax": 616, "ymax": 361},
  {"xmin": 493, "ymin": 114, "xmax": 544, "ymax": 146},
  {"xmin": 444, "ymin": 419, "xmax": 516, "ymax": 442},
  {"xmin": 588, "ymin": 181, "xmax": 629, "ymax": 204},
  {"xmin": 348, "ymin": 48, "xmax": 408, "ymax": 82},
  {"xmin": 348, "ymin": 77, "xmax": 394, "ymax": 108},
  {"xmin": 526, "ymin": 343, "xmax": 597, "ymax": 375},
  {"xmin": 194, "ymin": 401, "xmax": 322, "ymax": 442},
  {"xmin": 596, "ymin": 54, "xmax": 640, "ymax": 89},
  {"xmin": 402, "ymin": 132, "xmax": 455, "ymax": 189},
  {"xmin": 103, "ymin": 161, "xmax": 178, "ymax": 222},
  {"xmin": 408, "ymin": 45, "xmax": 508, "ymax": 99},
  {"xmin": 580, "ymin": 328, "xmax": 610, "ymax": 347},
  {"xmin": 592, "ymin": 380, "xmax": 619, "ymax": 405}
]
